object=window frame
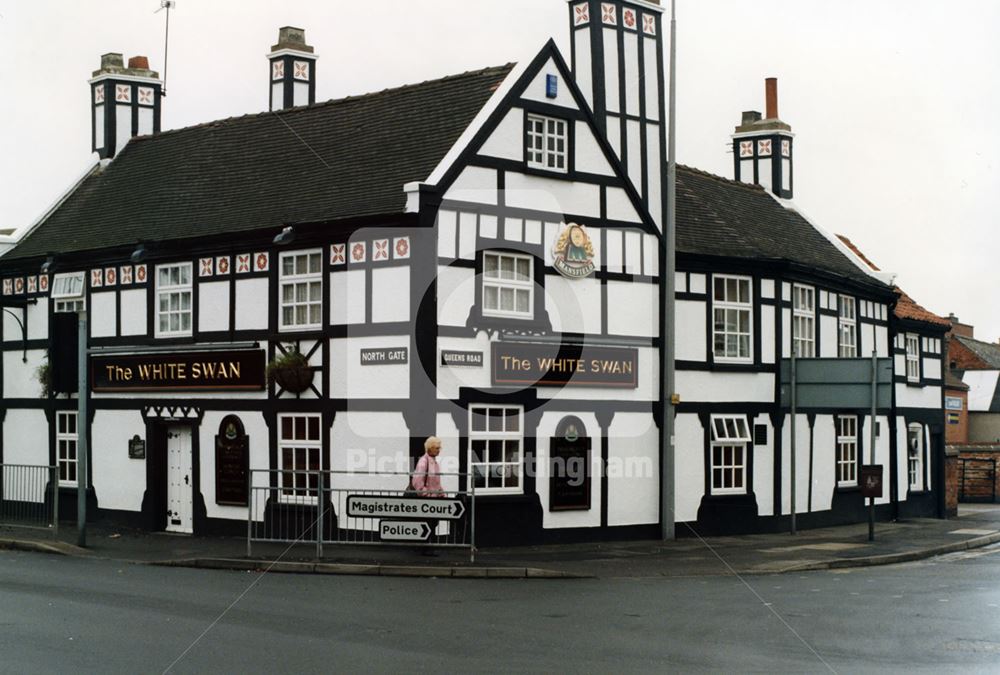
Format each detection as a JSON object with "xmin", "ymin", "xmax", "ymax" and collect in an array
[
  {"xmin": 525, "ymin": 113, "xmax": 568, "ymax": 173},
  {"xmin": 709, "ymin": 414, "xmax": 751, "ymax": 495},
  {"xmin": 154, "ymin": 262, "xmax": 193, "ymax": 338},
  {"xmin": 905, "ymin": 334, "xmax": 921, "ymax": 383},
  {"xmin": 51, "ymin": 272, "xmax": 86, "ymax": 314},
  {"xmin": 835, "ymin": 415, "xmax": 858, "ymax": 488},
  {"xmin": 277, "ymin": 413, "xmax": 322, "ymax": 504},
  {"xmin": 907, "ymin": 424, "xmax": 924, "ymax": 491},
  {"xmin": 712, "ymin": 274, "xmax": 753, "ymax": 363},
  {"xmin": 56, "ymin": 411, "xmax": 78, "ymax": 487},
  {"xmin": 837, "ymin": 295, "xmax": 857, "ymax": 358},
  {"xmin": 279, "ymin": 249, "xmax": 324, "ymax": 332},
  {"xmin": 481, "ymin": 251, "xmax": 534, "ymax": 320},
  {"xmin": 792, "ymin": 284, "xmax": 815, "ymax": 357},
  {"xmin": 468, "ymin": 404, "xmax": 524, "ymax": 495}
]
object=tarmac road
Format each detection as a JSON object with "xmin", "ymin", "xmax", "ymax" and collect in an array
[{"xmin": 2, "ymin": 543, "xmax": 1000, "ymax": 674}]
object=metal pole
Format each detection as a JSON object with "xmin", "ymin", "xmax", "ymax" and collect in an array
[
  {"xmin": 246, "ymin": 469, "xmax": 252, "ymax": 558},
  {"xmin": 660, "ymin": 0, "xmax": 678, "ymax": 541},
  {"xmin": 790, "ymin": 349, "xmax": 797, "ymax": 535},
  {"xmin": 316, "ymin": 470, "xmax": 323, "ymax": 559},
  {"xmin": 77, "ymin": 311, "xmax": 88, "ymax": 548},
  {"xmin": 52, "ymin": 464, "xmax": 59, "ymax": 535},
  {"xmin": 470, "ymin": 477, "xmax": 476, "ymax": 564},
  {"xmin": 869, "ymin": 349, "xmax": 877, "ymax": 542}
]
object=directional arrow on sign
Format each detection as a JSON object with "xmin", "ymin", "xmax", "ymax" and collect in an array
[
  {"xmin": 346, "ymin": 495, "xmax": 465, "ymax": 520},
  {"xmin": 380, "ymin": 520, "xmax": 431, "ymax": 542}
]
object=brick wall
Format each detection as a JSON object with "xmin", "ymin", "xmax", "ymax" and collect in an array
[
  {"xmin": 944, "ymin": 446, "xmax": 958, "ymax": 517},
  {"xmin": 956, "ymin": 446, "xmax": 1000, "ymax": 503}
]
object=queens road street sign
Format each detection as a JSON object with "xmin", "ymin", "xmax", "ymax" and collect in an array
[
  {"xmin": 380, "ymin": 521, "xmax": 432, "ymax": 541},
  {"xmin": 346, "ymin": 495, "xmax": 465, "ymax": 520}
]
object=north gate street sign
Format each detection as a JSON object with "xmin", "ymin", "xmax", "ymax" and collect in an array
[
  {"xmin": 379, "ymin": 521, "xmax": 432, "ymax": 541},
  {"xmin": 345, "ymin": 495, "xmax": 465, "ymax": 520}
]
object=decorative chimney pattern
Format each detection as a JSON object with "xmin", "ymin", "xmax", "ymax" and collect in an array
[
  {"xmin": 268, "ymin": 27, "xmax": 317, "ymax": 111},
  {"xmin": 732, "ymin": 77, "xmax": 794, "ymax": 199},
  {"xmin": 90, "ymin": 53, "xmax": 162, "ymax": 160},
  {"xmin": 569, "ymin": 0, "xmax": 667, "ymax": 230}
]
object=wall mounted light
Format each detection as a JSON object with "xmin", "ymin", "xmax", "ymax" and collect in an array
[
  {"xmin": 273, "ymin": 225, "xmax": 296, "ymax": 246},
  {"xmin": 130, "ymin": 243, "xmax": 147, "ymax": 264},
  {"xmin": 40, "ymin": 255, "xmax": 56, "ymax": 274}
]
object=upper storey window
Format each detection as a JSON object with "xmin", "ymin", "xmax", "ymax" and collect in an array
[
  {"xmin": 792, "ymin": 284, "xmax": 815, "ymax": 357},
  {"xmin": 280, "ymin": 250, "xmax": 322, "ymax": 331},
  {"xmin": 51, "ymin": 272, "xmax": 86, "ymax": 313},
  {"xmin": 712, "ymin": 275, "xmax": 752, "ymax": 362},
  {"xmin": 156, "ymin": 263, "xmax": 192, "ymax": 337},
  {"xmin": 905, "ymin": 334, "xmax": 920, "ymax": 382},
  {"xmin": 482, "ymin": 251, "xmax": 533, "ymax": 319},
  {"xmin": 838, "ymin": 295, "xmax": 857, "ymax": 358},
  {"xmin": 526, "ymin": 114, "xmax": 567, "ymax": 172}
]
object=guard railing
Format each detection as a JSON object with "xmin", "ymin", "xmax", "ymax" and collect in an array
[
  {"xmin": 247, "ymin": 469, "xmax": 476, "ymax": 562},
  {"xmin": 0, "ymin": 463, "xmax": 59, "ymax": 536}
]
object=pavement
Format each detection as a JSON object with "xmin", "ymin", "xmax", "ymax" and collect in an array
[{"xmin": 3, "ymin": 504, "xmax": 1000, "ymax": 579}]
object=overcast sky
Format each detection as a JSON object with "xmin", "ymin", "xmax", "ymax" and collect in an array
[{"xmin": 1, "ymin": 0, "xmax": 997, "ymax": 341}]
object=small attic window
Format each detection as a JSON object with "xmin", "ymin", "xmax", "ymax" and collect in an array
[
  {"xmin": 51, "ymin": 272, "xmax": 86, "ymax": 313},
  {"xmin": 526, "ymin": 114, "xmax": 567, "ymax": 173}
]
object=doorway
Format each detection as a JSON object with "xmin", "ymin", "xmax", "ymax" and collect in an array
[{"xmin": 166, "ymin": 426, "xmax": 193, "ymax": 533}]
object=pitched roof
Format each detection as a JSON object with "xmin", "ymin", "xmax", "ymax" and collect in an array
[
  {"xmin": 836, "ymin": 234, "xmax": 949, "ymax": 325},
  {"xmin": 955, "ymin": 335, "xmax": 1000, "ymax": 369},
  {"xmin": 4, "ymin": 64, "xmax": 514, "ymax": 261},
  {"xmin": 675, "ymin": 168, "xmax": 885, "ymax": 286}
]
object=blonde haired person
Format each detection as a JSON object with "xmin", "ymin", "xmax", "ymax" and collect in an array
[{"xmin": 411, "ymin": 436, "xmax": 445, "ymax": 497}]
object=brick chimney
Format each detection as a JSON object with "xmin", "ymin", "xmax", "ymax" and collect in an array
[
  {"xmin": 732, "ymin": 78, "xmax": 794, "ymax": 199},
  {"xmin": 947, "ymin": 314, "xmax": 974, "ymax": 338},
  {"xmin": 267, "ymin": 27, "xmax": 317, "ymax": 111},
  {"xmin": 89, "ymin": 53, "xmax": 162, "ymax": 160}
]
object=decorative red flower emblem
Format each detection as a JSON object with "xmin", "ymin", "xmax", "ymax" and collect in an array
[
  {"xmin": 574, "ymin": 4, "xmax": 589, "ymax": 24},
  {"xmin": 352, "ymin": 243, "xmax": 365, "ymax": 262},
  {"xmin": 624, "ymin": 9, "xmax": 636, "ymax": 28},
  {"xmin": 256, "ymin": 253, "xmax": 268, "ymax": 271},
  {"xmin": 218, "ymin": 258, "xmax": 230, "ymax": 274},
  {"xmin": 136, "ymin": 265, "xmax": 147, "ymax": 283},
  {"xmin": 237, "ymin": 255, "xmax": 250, "ymax": 273},
  {"xmin": 395, "ymin": 238, "xmax": 409, "ymax": 258}
]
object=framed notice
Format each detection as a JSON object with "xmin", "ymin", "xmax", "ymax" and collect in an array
[
  {"xmin": 549, "ymin": 416, "xmax": 591, "ymax": 511},
  {"xmin": 215, "ymin": 415, "xmax": 249, "ymax": 506}
]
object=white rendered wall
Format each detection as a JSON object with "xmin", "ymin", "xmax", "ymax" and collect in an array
[
  {"xmin": 607, "ymin": 281, "xmax": 656, "ymax": 338},
  {"xmin": 437, "ymin": 266, "xmax": 475, "ymax": 328},
  {"xmin": 478, "ymin": 109, "xmax": 523, "ymax": 162},
  {"xmin": 781, "ymin": 413, "xmax": 812, "ymax": 516},
  {"xmin": 27, "ymin": 297, "xmax": 48, "ymax": 339},
  {"xmin": 819, "ymin": 315, "xmax": 837, "ymax": 358},
  {"xmin": 200, "ymin": 411, "xmax": 269, "ymax": 522},
  {"xmin": 91, "ymin": 292, "xmax": 117, "ymax": 338},
  {"xmin": 811, "ymin": 415, "xmax": 837, "ymax": 511},
  {"xmin": 606, "ymin": 187, "xmax": 641, "ymax": 223},
  {"xmin": 235, "ymin": 278, "xmax": 269, "ymax": 331},
  {"xmin": 120, "ymin": 288, "xmax": 147, "ymax": 336},
  {"xmin": 521, "ymin": 59, "xmax": 577, "ymax": 108},
  {"xmin": 537, "ymin": 411, "xmax": 601, "ymax": 530},
  {"xmin": 330, "ymin": 269, "xmax": 366, "ymax": 325},
  {"xmin": 371, "ymin": 267, "xmax": 410, "ymax": 323},
  {"xmin": 574, "ymin": 28, "xmax": 593, "ymax": 108},
  {"xmin": 761, "ymin": 304, "xmax": 776, "ymax": 364},
  {"xmin": 896, "ymin": 383, "xmax": 943, "ymax": 409},
  {"xmin": 607, "ymin": 412, "xmax": 658, "ymax": 526},
  {"xmin": 3, "ymin": 409, "xmax": 48, "ymax": 465},
  {"xmin": 545, "ymin": 276, "xmax": 602, "ymax": 335},
  {"xmin": 3, "ymin": 349, "xmax": 46, "ymax": 398},
  {"xmin": 330, "ymin": 336, "xmax": 409, "ymax": 399},
  {"xmin": 293, "ymin": 82, "xmax": 309, "ymax": 107},
  {"xmin": 675, "ymin": 300, "xmax": 706, "ymax": 362},
  {"xmin": 504, "ymin": 172, "xmax": 600, "ymax": 217},
  {"xmin": 91, "ymin": 410, "xmax": 146, "ymax": 512},
  {"xmin": 115, "ymin": 104, "xmax": 131, "ymax": 153},
  {"xmin": 445, "ymin": 166, "xmax": 497, "ymax": 205},
  {"xmin": 674, "ymin": 412, "xmax": 704, "ymax": 523},
  {"xmin": 198, "ymin": 281, "xmax": 229, "ymax": 333},
  {"xmin": 752, "ymin": 415, "xmax": 774, "ymax": 516},
  {"xmin": 574, "ymin": 120, "xmax": 614, "ymax": 177},
  {"xmin": 438, "ymin": 210, "xmax": 457, "ymax": 258},
  {"xmin": 138, "ymin": 107, "xmax": 153, "ymax": 136}
]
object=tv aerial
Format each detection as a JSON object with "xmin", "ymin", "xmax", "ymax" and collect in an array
[{"xmin": 155, "ymin": 1, "xmax": 176, "ymax": 96}]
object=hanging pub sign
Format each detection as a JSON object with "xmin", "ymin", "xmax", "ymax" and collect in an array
[
  {"xmin": 91, "ymin": 349, "xmax": 265, "ymax": 392},
  {"xmin": 552, "ymin": 222, "xmax": 596, "ymax": 279},
  {"xmin": 492, "ymin": 342, "xmax": 638, "ymax": 389},
  {"xmin": 215, "ymin": 415, "xmax": 249, "ymax": 507}
]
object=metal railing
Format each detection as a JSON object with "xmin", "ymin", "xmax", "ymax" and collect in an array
[
  {"xmin": 0, "ymin": 464, "xmax": 59, "ymax": 535},
  {"xmin": 247, "ymin": 469, "xmax": 476, "ymax": 562}
]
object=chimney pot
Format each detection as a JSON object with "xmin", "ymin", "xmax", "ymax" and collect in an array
[
  {"xmin": 765, "ymin": 78, "xmax": 778, "ymax": 119},
  {"xmin": 128, "ymin": 55, "xmax": 149, "ymax": 70},
  {"xmin": 100, "ymin": 53, "xmax": 124, "ymax": 71},
  {"xmin": 741, "ymin": 110, "xmax": 762, "ymax": 125}
]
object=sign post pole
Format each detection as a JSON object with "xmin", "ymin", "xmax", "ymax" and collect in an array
[
  {"xmin": 869, "ymin": 350, "xmax": 877, "ymax": 542},
  {"xmin": 790, "ymin": 349, "xmax": 797, "ymax": 535},
  {"xmin": 77, "ymin": 310, "xmax": 88, "ymax": 548}
]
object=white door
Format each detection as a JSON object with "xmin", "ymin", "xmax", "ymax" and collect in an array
[{"xmin": 166, "ymin": 426, "xmax": 193, "ymax": 533}]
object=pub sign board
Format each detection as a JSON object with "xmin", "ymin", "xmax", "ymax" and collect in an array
[
  {"xmin": 91, "ymin": 349, "xmax": 265, "ymax": 392},
  {"xmin": 492, "ymin": 342, "xmax": 638, "ymax": 389}
]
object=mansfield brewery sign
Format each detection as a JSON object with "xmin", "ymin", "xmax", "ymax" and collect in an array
[{"xmin": 91, "ymin": 349, "xmax": 265, "ymax": 392}]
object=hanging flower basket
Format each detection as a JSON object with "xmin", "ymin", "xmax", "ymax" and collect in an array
[{"xmin": 266, "ymin": 350, "xmax": 313, "ymax": 393}]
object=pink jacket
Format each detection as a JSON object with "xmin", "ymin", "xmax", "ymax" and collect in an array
[{"xmin": 412, "ymin": 454, "xmax": 444, "ymax": 496}]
